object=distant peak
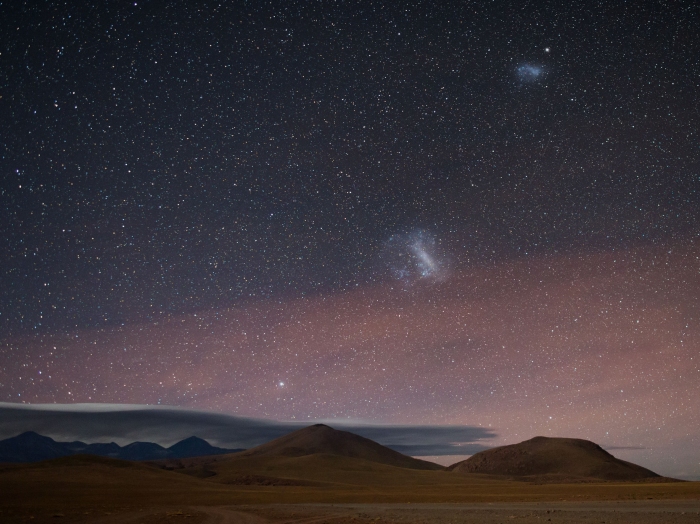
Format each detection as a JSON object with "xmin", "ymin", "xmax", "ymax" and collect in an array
[
  {"xmin": 16, "ymin": 431, "xmax": 54, "ymax": 440},
  {"xmin": 177, "ymin": 436, "xmax": 207, "ymax": 443}
]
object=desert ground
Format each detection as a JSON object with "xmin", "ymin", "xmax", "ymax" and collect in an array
[
  {"xmin": 1, "ymin": 454, "xmax": 699, "ymax": 523},
  {"xmin": 2, "ymin": 427, "xmax": 699, "ymax": 523},
  {"xmin": 3, "ymin": 500, "xmax": 700, "ymax": 524}
]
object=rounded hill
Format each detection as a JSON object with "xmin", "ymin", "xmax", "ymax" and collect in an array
[
  {"xmin": 448, "ymin": 436, "xmax": 660, "ymax": 481},
  {"xmin": 239, "ymin": 424, "xmax": 442, "ymax": 470}
]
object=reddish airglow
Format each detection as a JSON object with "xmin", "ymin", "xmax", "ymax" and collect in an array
[{"xmin": 3, "ymin": 243, "xmax": 699, "ymax": 477}]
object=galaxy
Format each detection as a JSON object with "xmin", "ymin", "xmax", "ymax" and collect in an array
[
  {"xmin": 1, "ymin": 1, "xmax": 699, "ymax": 478},
  {"xmin": 379, "ymin": 230, "xmax": 448, "ymax": 285},
  {"xmin": 516, "ymin": 63, "xmax": 544, "ymax": 83}
]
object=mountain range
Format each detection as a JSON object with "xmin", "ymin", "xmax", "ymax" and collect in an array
[
  {"xmin": 0, "ymin": 426, "xmax": 668, "ymax": 484},
  {"xmin": 152, "ymin": 424, "xmax": 667, "ymax": 484},
  {"xmin": 0, "ymin": 424, "xmax": 691, "ymax": 522},
  {"xmin": 0, "ymin": 431, "xmax": 242, "ymax": 462}
]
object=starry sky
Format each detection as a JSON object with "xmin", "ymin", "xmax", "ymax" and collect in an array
[{"xmin": 1, "ymin": 1, "xmax": 699, "ymax": 477}]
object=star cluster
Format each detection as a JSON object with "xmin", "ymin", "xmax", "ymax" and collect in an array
[{"xmin": 1, "ymin": 1, "xmax": 699, "ymax": 477}]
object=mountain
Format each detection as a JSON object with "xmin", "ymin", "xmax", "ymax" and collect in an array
[
  {"xmin": 167, "ymin": 436, "xmax": 235, "ymax": 459},
  {"xmin": 63, "ymin": 441, "xmax": 123, "ymax": 457},
  {"xmin": 238, "ymin": 423, "xmax": 443, "ymax": 470},
  {"xmin": 448, "ymin": 436, "xmax": 660, "ymax": 481},
  {"xmin": 0, "ymin": 431, "xmax": 73, "ymax": 463},
  {"xmin": 0, "ymin": 432, "xmax": 242, "ymax": 463},
  {"xmin": 120, "ymin": 441, "xmax": 170, "ymax": 461}
]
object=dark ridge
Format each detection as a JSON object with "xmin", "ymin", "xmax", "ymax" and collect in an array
[
  {"xmin": 0, "ymin": 431, "xmax": 73, "ymax": 463},
  {"xmin": 0, "ymin": 432, "xmax": 241, "ymax": 463}
]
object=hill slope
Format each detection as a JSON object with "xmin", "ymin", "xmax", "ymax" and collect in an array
[
  {"xmin": 448, "ymin": 436, "xmax": 660, "ymax": 481},
  {"xmin": 238, "ymin": 424, "xmax": 442, "ymax": 470}
]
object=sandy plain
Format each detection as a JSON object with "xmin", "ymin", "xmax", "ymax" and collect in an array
[
  {"xmin": 3, "ymin": 501, "xmax": 700, "ymax": 524},
  {"xmin": 1, "ymin": 453, "xmax": 700, "ymax": 524}
]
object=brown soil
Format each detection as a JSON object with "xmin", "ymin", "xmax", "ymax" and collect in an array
[
  {"xmin": 247, "ymin": 501, "xmax": 700, "ymax": 524},
  {"xmin": 3, "ymin": 501, "xmax": 699, "ymax": 524}
]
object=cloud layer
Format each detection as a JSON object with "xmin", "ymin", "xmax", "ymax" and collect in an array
[{"xmin": 0, "ymin": 403, "xmax": 495, "ymax": 456}]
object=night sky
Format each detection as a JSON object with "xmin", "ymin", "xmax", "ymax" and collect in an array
[{"xmin": 1, "ymin": 2, "xmax": 700, "ymax": 477}]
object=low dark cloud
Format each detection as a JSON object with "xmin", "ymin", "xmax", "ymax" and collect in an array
[
  {"xmin": 342, "ymin": 424, "xmax": 494, "ymax": 456},
  {"xmin": 602, "ymin": 446, "xmax": 647, "ymax": 451},
  {"xmin": 0, "ymin": 403, "xmax": 496, "ymax": 456}
]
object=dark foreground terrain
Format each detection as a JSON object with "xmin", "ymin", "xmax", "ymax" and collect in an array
[
  {"xmin": 1, "ymin": 426, "xmax": 698, "ymax": 523},
  {"xmin": 3, "ymin": 500, "xmax": 700, "ymax": 524},
  {"xmin": 0, "ymin": 453, "xmax": 699, "ymax": 524},
  {"xmin": 253, "ymin": 501, "xmax": 700, "ymax": 524}
]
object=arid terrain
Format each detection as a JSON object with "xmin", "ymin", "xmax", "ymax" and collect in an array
[
  {"xmin": 1, "ymin": 451, "xmax": 699, "ymax": 523},
  {"xmin": 1, "ymin": 425, "xmax": 698, "ymax": 523}
]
